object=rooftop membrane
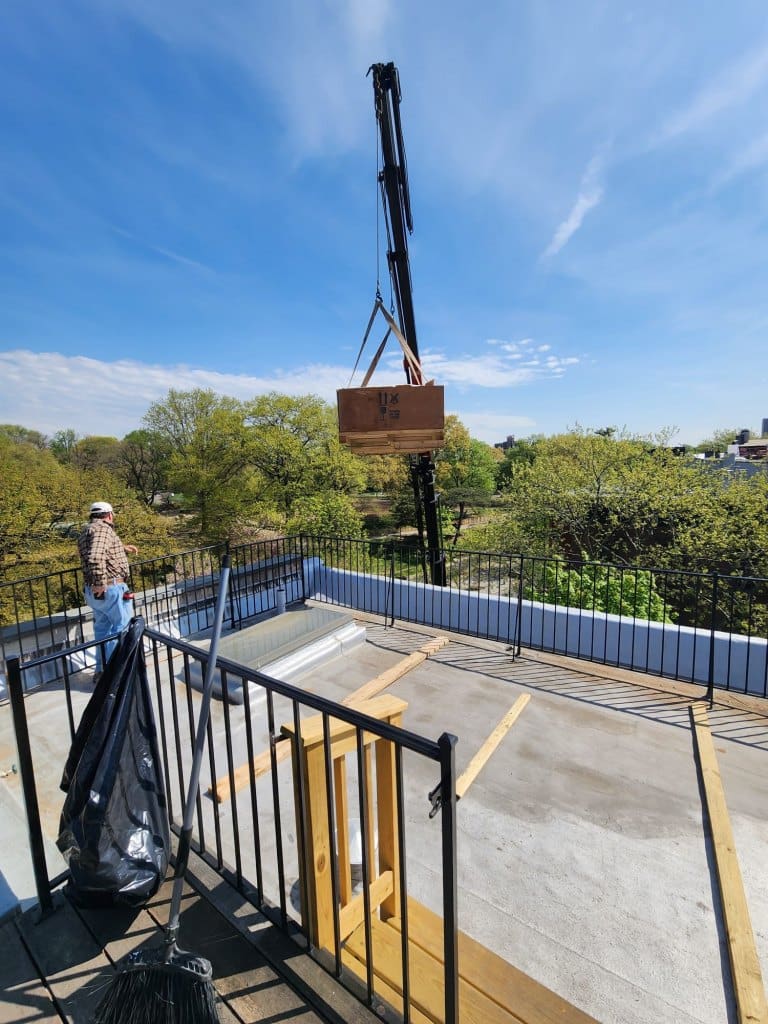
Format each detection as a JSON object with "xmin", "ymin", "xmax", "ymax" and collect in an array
[{"xmin": 0, "ymin": 606, "xmax": 766, "ymax": 1023}]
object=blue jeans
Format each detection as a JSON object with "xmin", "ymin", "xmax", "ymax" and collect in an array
[{"xmin": 85, "ymin": 583, "xmax": 134, "ymax": 670}]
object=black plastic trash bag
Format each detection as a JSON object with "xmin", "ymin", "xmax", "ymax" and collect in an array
[{"xmin": 57, "ymin": 617, "xmax": 171, "ymax": 908}]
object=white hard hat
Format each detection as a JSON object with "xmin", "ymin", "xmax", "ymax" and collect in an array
[{"xmin": 90, "ymin": 501, "xmax": 113, "ymax": 515}]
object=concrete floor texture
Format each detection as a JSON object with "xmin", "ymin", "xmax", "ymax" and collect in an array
[{"xmin": 1, "ymin": 607, "xmax": 766, "ymax": 1024}]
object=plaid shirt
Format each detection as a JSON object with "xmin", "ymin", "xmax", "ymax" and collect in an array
[{"xmin": 77, "ymin": 518, "xmax": 130, "ymax": 588}]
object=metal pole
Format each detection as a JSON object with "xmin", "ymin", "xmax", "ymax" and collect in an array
[
  {"xmin": 167, "ymin": 557, "xmax": 231, "ymax": 940},
  {"xmin": 438, "ymin": 732, "xmax": 459, "ymax": 1024},
  {"xmin": 7, "ymin": 657, "xmax": 55, "ymax": 916}
]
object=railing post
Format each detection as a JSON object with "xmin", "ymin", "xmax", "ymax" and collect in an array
[
  {"xmin": 516, "ymin": 554, "xmax": 525, "ymax": 655},
  {"xmin": 7, "ymin": 657, "xmax": 55, "ymax": 917},
  {"xmin": 438, "ymin": 732, "xmax": 459, "ymax": 1024},
  {"xmin": 707, "ymin": 570, "xmax": 719, "ymax": 706},
  {"xmin": 389, "ymin": 547, "xmax": 396, "ymax": 627},
  {"xmin": 299, "ymin": 533, "xmax": 307, "ymax": 601}
]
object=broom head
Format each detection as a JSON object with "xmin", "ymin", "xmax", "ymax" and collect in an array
[{"xmin": 92, "ymin": 943, "xmax": 219, "ymax": 1024}]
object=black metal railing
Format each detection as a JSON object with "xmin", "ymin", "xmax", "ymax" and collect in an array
[
  {"xmin": 0, "ymin": 537, "xmax": 305, "ymax": 686},
  {"xmin": 7, "ymin": 629, "xmax": 460, "ymax": 1023},
  {"xmin": 303, "ymin": 536, "xmax": 768, "ymax": 698},
  {"xmin": 3, "ymin": 534, "xmax": 767, "ymax": 698}
]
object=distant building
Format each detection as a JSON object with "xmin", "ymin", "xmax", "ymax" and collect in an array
[
  {"xmin": 494, "ymin": 435, "xmax": 516, "ymax": 451},
  {"xmin": 763, "ymin": 417, "xmax": 768, "ymax": 436},
  {"xmin": 738, "ymin": 437, "xmax": 768, "ymax": 460},
  {"xmin": 737, "ymin": 428, "xmax": 751, "ymax": 445}
]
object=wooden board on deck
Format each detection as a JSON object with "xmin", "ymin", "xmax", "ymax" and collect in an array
[
  {"xmin": 691, "ymin": 703, "xmax": 768, "ymax": 1024},
  {"xmin": 16, "ymin": 891, "xmax": 115, "ymax": 1023},
  {"xmin": 0, "ymin": 917, "xmax": 62, "ymax": 1023},
  {"xmin": 343, "ymin": 898, "xmax": 599, "ymax": 1024}
]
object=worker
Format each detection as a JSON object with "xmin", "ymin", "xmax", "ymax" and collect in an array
[{"xmin": 77, "ymin": 501, "xmax": 139, "ymax": 675}]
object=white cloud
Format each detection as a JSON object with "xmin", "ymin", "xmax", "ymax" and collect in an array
[
  {"xmin": 0, "ymin": 345, "xmax": 580, "ymax": 436},
  {"xmin": 380, "ymin": 344, "xmax": 579, "ymax": 389},
  {"xmin": 0, "ymin": 350, "xmax": 349, "ymax": 436},
  {"xmin": 541, "ymin": 151, "xmax": 605, "ymax": 260},
  {"xmin": 658, "ymin": 43, "xmax": 768, "ymax": 142}
]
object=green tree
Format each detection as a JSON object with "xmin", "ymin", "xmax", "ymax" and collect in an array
[
  {"xmin": 143, "ymin": 389, "xmax": 254, "ymax": 537},
  {"xmin": 286, "ymin": 493, "xmax": 364, "ymax": 538},
  {"xmin": 524, "ymin": 557, "xmax": 671, "ymax": 621},
  {"xmin": 71, "ymin": 435, "xmax": 123, "ymax": 474},
  {"xmin": 0, "ymin": 434, "xmax": 171, "ymax": 625},
  {"xmin": 693, "ymin": 427, "xmax": 744, "ymax": 454},
  {"xmin": 118, "ymin": 429, "xmax": 171, "ymax": 505},
  {"xmin": 364, "ymin": 454, "xmax": 409, "ymax": 494},
  {"xmin": 49, "ymin": 428, "xmax": 78, "ymax": 464},
  {"xmin": 0, "ymin": 424, "xmax": 48, "ymax": 449},
  {"xmin": 434, "ymin": 417, "xmax": 500, "ymax": 544},
  {"xmin": 245, "ymin": 393, "xmax": 366, "ymax": 519},
  {"xmin": 496, "ymin": 436, "xmax": 540, "ymax": 491},
  {"xmin": 466, "ymin": 428, "xmax": 707, "ymax": 563}
]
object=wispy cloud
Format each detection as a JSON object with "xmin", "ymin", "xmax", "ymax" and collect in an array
[
  {"xmin": 104, "ymin": 0, "xmax": 392, "ymax": 157},
  {"xmin": 711, "ymin": 131, "xmax": 768, "ymax": 189},
  {"xmin": 541, "ymin": 151, "xmax": 605, "ymax": 260},
  {"xmin": 657, "ymin": 43, "xmax": 768, "ymax": 143},
  {"xmin": 380, "ymin": 337, "xmax": 579, "ymax": 389},
  {"xmin": 110, "ymin": 226, "xmax": 215, "ymax": 273}
]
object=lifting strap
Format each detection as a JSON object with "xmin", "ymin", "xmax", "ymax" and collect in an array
[{"xmin": 348, "ymin": 298, "xmax": 424, "ymax": 388}]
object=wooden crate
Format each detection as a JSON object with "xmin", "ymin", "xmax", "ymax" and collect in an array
[{"xmin": 337, "ymin": 383, "xmax": 444, "ymax": 454}]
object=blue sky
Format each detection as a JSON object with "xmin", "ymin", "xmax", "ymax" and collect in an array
[{"xmin": 2, "ymin": 2, "xmax": 768, "ymax": 446}]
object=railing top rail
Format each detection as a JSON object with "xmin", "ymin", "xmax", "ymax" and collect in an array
[
  {"xmin": 143, "ymin": 626, "xmax": 444, "ymax": 761},
  {"xmin": 7, "ymin": 634, "xmax": 107, "ymax": 669}
]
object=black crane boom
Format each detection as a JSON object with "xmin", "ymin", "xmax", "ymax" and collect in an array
[{"xmin": 370, "ymin": 61, "xmax": 447, "ymax": 587}]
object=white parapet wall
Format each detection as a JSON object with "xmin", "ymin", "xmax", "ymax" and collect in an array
[
  {"xmin": 3, "ymin": 556, "xmax": 765, "ymax": 698},
  {"xmin": 308, "ymin": 562, "xmax": 768, "ymax": 696}
]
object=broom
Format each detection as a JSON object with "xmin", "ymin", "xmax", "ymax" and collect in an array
[{"xmin": 92, "ymin": 556, "xmax": 232, "ymax": 1024}]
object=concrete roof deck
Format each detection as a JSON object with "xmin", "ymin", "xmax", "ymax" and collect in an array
[{"xmin": 0, "ymin": 608, "xmax": 766, "ymax": 1023}]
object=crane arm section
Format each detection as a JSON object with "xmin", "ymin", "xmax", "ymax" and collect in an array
[{"xmin": 369, "ymin": 61, "xmax": 446, "ymax": 586}]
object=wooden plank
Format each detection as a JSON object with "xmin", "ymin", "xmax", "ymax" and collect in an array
[
  {"xmin": 350, "ymin": 638, "xmax": 449, "ymax": 704},
  {"xmin": 304, "ymin": 742, "xmax": 335, "ymax": 953},
  {"xmin": 520, "ymin": 647, "xmax": 768, "ymax": 717},
  {"xmin": 334, "ymin": 756, "xmax": 353, "ymax": 906},
  {"xmin": 339, "ymin": 432, "xmax": 446, "ymax": 455},
  {"xmin": 211, "ymin": 637, "xmax": 447, "ymax": 802},
  {"xmin": 341, "ymin": 947, "xmax": 435, "ymax": 1024},
  {"xmin": 363, "ymin": 745, "xmax": 376, "ymax": 886},
  {"xmin": 338, "ymin": 871, "xmax": 395, "ymax": 942},
  {"xmin": 0, "ymin": 918, "xmax": 62, "ymax": 1023},
  {"xmin": 376, "ymin": 728, "xmax": 402, "ymax": 920},
  {"xmin": 209, "ymin": 735, "xmax": 292, "ymax": 803},
  {"xmin": 16, "ymin": 891, "xmax": 115, "ymax": 1023},
  {"xmin": 345, "ymin": 916, "xmax": 523, "ymax": 1024},
  {"xmin": 143, "ymin": 877, "xmax": 314, "ymax": 1024},
  {"xmin": 281, "ymin": 695, "xmax": 409, "ymax": 748},
  {"xmin": 691, "ymin": 703, "xmax": 768, "ymax": 1024},
  {"xmin": 456, "ymin": 694, "xmax": 531, "ymax": 800},
  {"xmin": 389, "ymin": 899, "xmax": 600, "ymax": 1024}
]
